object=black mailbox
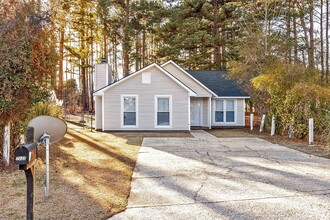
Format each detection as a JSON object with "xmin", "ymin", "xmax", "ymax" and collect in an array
[{"xmin": 14, "ymin": 143, "xmax": 37, "ymax": 170}]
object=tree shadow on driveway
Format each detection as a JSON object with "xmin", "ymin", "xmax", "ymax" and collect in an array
[{"xmin": 116, "ymin": 136, "xmax": 330, "ymax": 219}]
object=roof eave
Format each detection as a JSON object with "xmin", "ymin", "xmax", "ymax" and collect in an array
[
  {"xmin": 93, "ymin": 91, "xmax": 103, "ymax": 96},
  {"xmin": 214, "ymin": 96, "xmax": 250, "ymax": 99}
]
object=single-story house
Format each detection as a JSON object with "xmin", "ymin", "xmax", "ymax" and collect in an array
[{"xmin": 93, "ymin": 60, "xmax": 249, "ymax": 131}]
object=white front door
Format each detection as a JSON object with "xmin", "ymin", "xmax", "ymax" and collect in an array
[{"xmin": 190, "ymin": 99, "xmax": 202, "ymax": 126}]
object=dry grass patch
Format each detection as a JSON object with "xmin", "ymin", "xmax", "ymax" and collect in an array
[
  {"xmin": 207, "ymin": 128, "xmax": 256, "ymax": 138},
  {"xmin": 0, "ymin": 123, "xmax": 191, "ymax": 219}
]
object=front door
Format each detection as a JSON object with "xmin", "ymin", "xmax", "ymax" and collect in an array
[{"xmin": 190, "ymin": 99, "xmax": 202, "ymax": 126}]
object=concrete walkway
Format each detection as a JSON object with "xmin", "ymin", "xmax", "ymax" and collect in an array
[
  {"xmin": 111, "ymin": 131, "xmax": 330, "ymax": 220},
  {"xmin": 190, "ymin": 130, "xmax": 217, "ymax": 140}
]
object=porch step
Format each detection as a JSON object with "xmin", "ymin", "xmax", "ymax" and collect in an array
[{"xmin": 190, "ymin": 130, "xmax": 217, "ymax": 140}]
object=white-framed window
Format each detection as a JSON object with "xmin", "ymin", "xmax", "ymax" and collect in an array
[
  {"xmin": 121, "ymin": 95, "xmax": 138, "ymax": 127},
  {"xmin": 225, "ymin": 100, "xmax": 235, "ymax": 122},
  {"xmin": 215, "ymin": 100, "xmax": 224, "ymax": 122},
  {"xmin": 142, "ymin": 72, "xmax": 151, "ymax": 84},
  {"xmin": 214, "ymin": 100, "xmax": 236, "ymax": 123},
  {"xmin": 155, "ymin": 95, "xmax": 172, "ymax": 128}
]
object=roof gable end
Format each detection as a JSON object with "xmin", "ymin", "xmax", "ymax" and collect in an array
[{"xmin": 94, "ymin": 63, "xmax": 196, "ymax": 96}]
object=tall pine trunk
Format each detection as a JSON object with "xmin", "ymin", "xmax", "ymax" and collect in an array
[
  {"xmin": 123, "ymin": 0, "xmax": 130, "ymax": 77},
  {"xmin": 293, "ymin": 2, "xmax": 298, "ymax": 63},
  {"xmin": 213, "ymin": 0, "xmax": 220, "ymax": 68},
  {"xmin": 320, "ymin": 0, "xmax": 325, "ymax": 80},
  {"xmin": 308, "ymin": 0, "xmax": 315, "ymax": 69},
  {"xmin": 58, "ymin": 28, "xmax": 64, "ymax": 99},
  {"xmin": 142, "ymin": 30, "xmax": 146, "ymax": 67},
  {"xmin": 103, "ymin": 26, "xmax": 107, "ymax": 60},
  {"xmin": 326, "ymin": 0, "xmax": 329, "ymax": 82},
  {"xmin": 299, "ymin": 13, "xmax": 310, "ymax": 68},
  {"xmin": 113, "ymin": 35, "xmax": 118, "ymax": 80},
  {"xmin": 81, "ymin": 59, "xmax": 88, "ymax": 111},
  {"xmin": 286, "ymin": 0, "xmax": 292, "ymax": 64},
  {"xmin": 221, "ymin": 27, "xmax": 226, "ymax": 69},
  {"xmin": 89, "ymin": 28, "xmax": 94, "ymax": 110},
  {"xmin": 135, "ymin": 31, "xmax": 140, "ymax": 70}
]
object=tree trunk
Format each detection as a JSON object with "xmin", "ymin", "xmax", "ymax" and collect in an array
[
  {"xmin": 320, "ymin": 0, "xmax": 325, "ymax": 80},
  {"xmin": 308, "ymin": 0, "xmax": 315, "ymax": 69},
  {"xmin": 299, "ymin": 14, "xmax": 311, "ymax": 67},
  {"xmin": 81, "ymin": 59, "xmax": 88, "ymax": 111},
  {"xmin": 221, "ymin": 27, "xmax": 226, "ymax": 69},
  {"xmin": 112, "ymin": 37, "xmax": 117, "ymax": 80},
  {"xmin": 326, "ymin": 0, "xmax": 329, "ymax": 82},
  {"xmin": 58, "ymin": 28, "xmax": 64, "ymax": 99},
  {"xmin": 135, "ymin": 31, "xmax": 140, "ymax": 71},
  {"xmin": 213, "ymin": 0, "xmax": 220, "ymax": 68},
  {"xmin": 293, "ymin": 3, "xmax": 298, "ymax": 63},
  {"xmin": 103, "ymin": 33, "xmax": 107, "ymax": 60},
  {"xmin": 2, "ymin": 122, "xmax": 11, "ymax": 167},
  {"xmin": 142, "ymin": 30, "xmax": 146, "ymax": 67},
  {"xmin": 286, "ymin": 0, "xmax": 292, "ymax": 64},
  {"xmin": 89, "ymin": 32, "xmax": 94, "ymax": 110},
  {"xmin": 123, "ymin": 0, "xmax": 130, "ymax": 77}
]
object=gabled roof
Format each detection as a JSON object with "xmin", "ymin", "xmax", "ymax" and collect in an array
[
  {"xmin": 186, "ymin": 70, "xmax": 250, "ymax": 98},
  {"xmin": 161, "ymin": 60, "xmax": 217, "ymax": 97},
  {"xmin": 94, "ymin": 63, "xmax": 196, "ymax": 96}
]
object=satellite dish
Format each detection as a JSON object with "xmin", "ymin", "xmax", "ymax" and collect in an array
[{"xmin": 28, "ymin": 115, "xmax": 67, "ymax": 144}]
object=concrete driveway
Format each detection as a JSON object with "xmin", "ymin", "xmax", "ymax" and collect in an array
[{"xmin": 111, "ymin": 131, "xmax": 330, "ymax": 220}]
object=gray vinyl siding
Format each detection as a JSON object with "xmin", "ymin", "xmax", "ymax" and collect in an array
[
  {"xmin": 162, "ymin": 63, "xmax": 212, "ymax": 97},
  {"xmin": 211, "ymin": 98, "xmax": 245, "ymax": 127},
  {"xmin": 95, "ymin": 96, "xmax": 102, "ymax": 130},
  {"xmin": 103, "ymin": 66, "xmax": 190, "ymax": 130}
]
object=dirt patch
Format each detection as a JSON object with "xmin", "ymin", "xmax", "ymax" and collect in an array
[
  {"xmin": 0, "ymin": 123, "xmax": 191, "ymax": 219},
  {"xmin": 208, "ymin": 128, "xmax": 330, "ymax": 159}
]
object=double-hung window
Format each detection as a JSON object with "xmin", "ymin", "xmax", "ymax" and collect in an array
[
  {"xmin": 215, "ymin": 100, "xmax": 224, "ymax": 122},
  {"xmin": 122, "ymin": 95, "xmax": 138, "ymax": 127},
  {"xmin": 225, "ymin": 100, "xmax": 235, "ymax": 122},
  {"xmin": 215, "ymin": 100, "xmax": 235, "ymax": 123},
  {"xmin": 155, "ymin": 95, "xmax": 171, "ymax": 127}
]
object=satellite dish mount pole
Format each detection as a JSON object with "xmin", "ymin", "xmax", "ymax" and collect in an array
[{"xmin": 40, "ymin": 133, "xmax": 51, "ymax": 198}]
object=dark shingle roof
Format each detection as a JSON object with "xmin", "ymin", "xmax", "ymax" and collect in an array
[{"xmin": 186, "ymin": 70, "xmax": 249, "ymax": 97}]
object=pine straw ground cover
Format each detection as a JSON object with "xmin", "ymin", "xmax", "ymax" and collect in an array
[
  {"xmin": 208, "ymin": 128, "xmax": 330, "ymax": 159},
  {"xmin": 0, "ymin": 123, "xmax": 191, "ymax": 220}
]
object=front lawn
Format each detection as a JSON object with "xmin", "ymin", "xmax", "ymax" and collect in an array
[{"xmin": 0, "ymin": 123, "xmax": 191, "ymax": 219}]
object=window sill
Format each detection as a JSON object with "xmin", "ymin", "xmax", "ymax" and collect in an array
[
  {"xmin": 155, "ymin": 125, "xmax": 172, "ymax": 129},
  {"xmin": 122, "ymin": 125, "xmax": 138, "ymax": 128},
  {"xmin": 213, "ymin": 122, "xmax": 237, "ymax": 124}
]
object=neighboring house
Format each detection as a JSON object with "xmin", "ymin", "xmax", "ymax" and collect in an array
[{"xmin": 93, "ymin": 60, "xmax": 250, "ymax": 131}]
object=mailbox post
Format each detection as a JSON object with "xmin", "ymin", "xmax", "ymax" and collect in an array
[{"xmin": 14, "ymin": 127, "xmax": 37, "ymax": 220}]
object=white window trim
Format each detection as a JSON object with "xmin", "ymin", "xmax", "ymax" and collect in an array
[
  {"xmin": 188, "ymin": 93, "xmax": 191, "ymax": 130},
  {"xmin": 102, "ymin": 95, "xmax": 105, "ymax": 131},
  {"xmin": 154, "ymin": 95, "xmax": 172, "ymax": 128},
  {"xmin": 121, "ymin": 95, "xmax": 139, "ymax": 128},
  {"xmin": 200, "ymin": 99, "xmax": 203, "ymax": 126},
  {"xmin": 213, "ymin": 99, "xmax": 237, "ymax": 124}
]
